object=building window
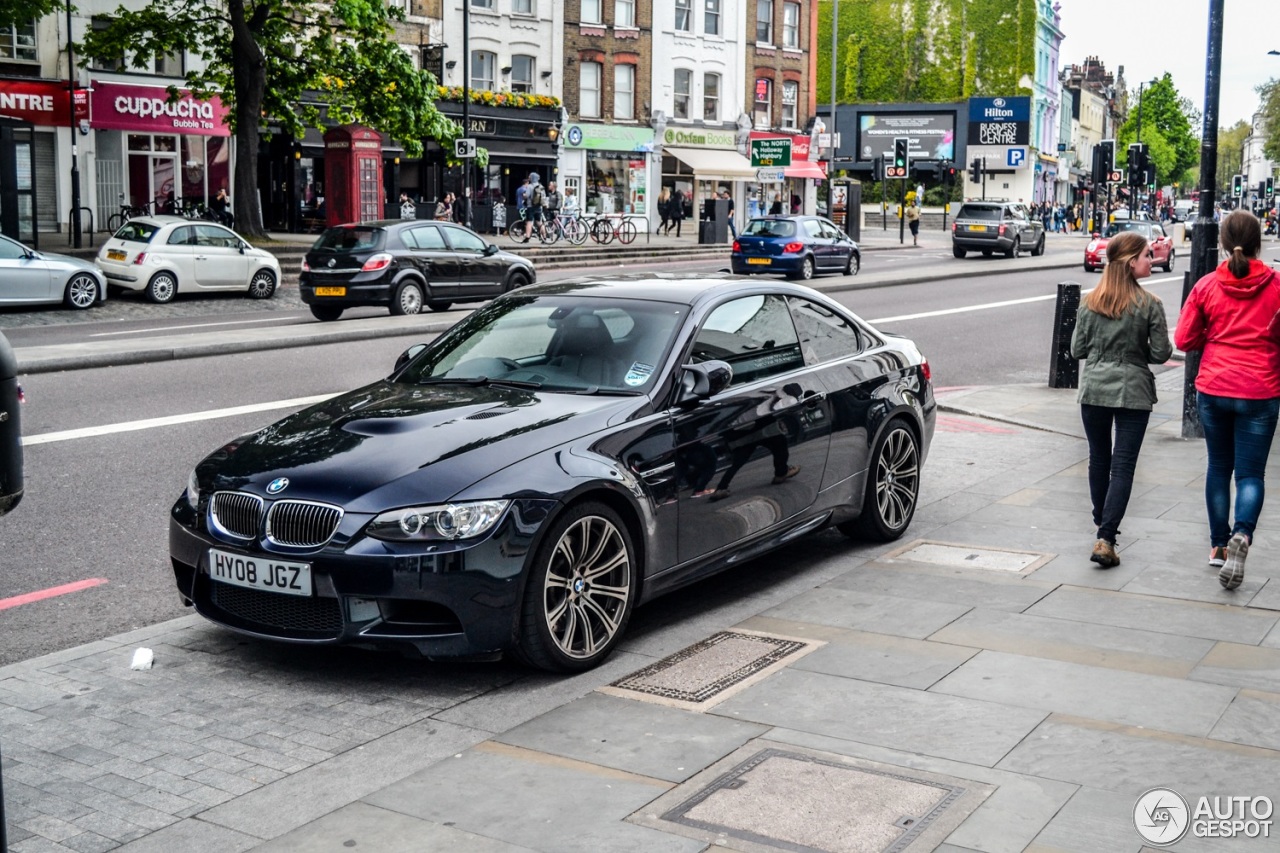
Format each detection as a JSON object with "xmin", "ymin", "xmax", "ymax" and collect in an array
[
  {"xmin": 471, "ymin": 50, "xmax": 496, "ymax": 91},
  {"xmin": 513, "ymin": 0, "xmax": 533, "ymax": 13},
  {"xmin": 704, "ymin": 0, "xmax": 721, "ymax": 35},
  {"xmin": 614, "ymin": 64, "xmax": 635, "ymax": 120},
  {"xmin": 616, "ymin": 0, "xmax": 635, "ymax": 27},
  {"xmin": 675, "ymin": 0, "xmax": 692, "ymax": 31},
  {"xmin": 753, "ymin": 78, "xmax": 771, "ymax": 129},
  {"xmin": 781, "ymin": 80, "xmax": 798, "ymax": 128},
  {"xmin": 90, "ymin": 18, "xmax": 123, "ymax": 70},
  {"xmin": 581, "ymin": 0, "xmax": 602, "ymax": 24},
  {"xmin": 703, "ymin": 72, "xmax": 720, "ymax": 121},
  {"xmin": 782, "ymin": 2, "xmax": 800, "ymax": 48},
  {"xmin": 155, "ymin": 51, "xmax": 183, "ymax": 77},
  {"xmin": 512, "ymin": 55, "xmax": 535, "ymax": 93},
  {"xmin": 0, "ymin": 21, "xmax": 36, "ymax": 61},
  {"xmin": 472, "ymin": 0, "xmax": 493, "ymax": 7},
  {"xmin": 580, "ymin": 61, "xmax": 601, "ymax": 118},
  {"xmin": 755, "ymin": 0, "xmax": 772, "ymax": 43},
  {"xmin": 673, "ymin": 69, "xmax": 692, "ymax": 119}
]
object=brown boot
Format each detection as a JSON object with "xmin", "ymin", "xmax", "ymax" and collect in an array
[{"xmin": 1090, "ymin": 539, "xmax": 1120, "ymax": 568}]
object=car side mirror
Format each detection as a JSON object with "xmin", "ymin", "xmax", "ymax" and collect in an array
[
  {"xmin": 678, "ymin": 360, "xmax": 733, "ymax": 405},
  {"xmin": 1091, "ymin": 231, "xmax": 1101, "ymax": 239},
  {"xmin": 393, "ymin": 343, "xmax": 428, "ymax": 376},
  {"xmin": 238, "ymin": 242, "xmax": 248, "ymax": 254},
  {"xmin": 483, "ymin": 243, "xmax": 499, "ymax": 256}
]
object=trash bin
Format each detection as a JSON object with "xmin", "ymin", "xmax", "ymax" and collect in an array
[
  {"xmin": 699, "ymin": 199, "xmax": 728, "ymax": 244},
  {"xmin": 0, "ymin": 331, "xmax": 23, "ymax": 517}
]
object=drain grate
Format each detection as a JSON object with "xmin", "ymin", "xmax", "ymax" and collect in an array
[
  {"xmin": 630, "ymin": 744, "xmax": 994, "ymax": 853},
  {"xmin": 882, "ymin": 539, "xmax": 1053, "ymax": 575},
  {"xmin": 600, "ymin": 630, "xmax": 819, "ymax": 711}
]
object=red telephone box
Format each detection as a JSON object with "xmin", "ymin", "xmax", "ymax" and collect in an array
[{"xmin": 323, "ymin": 125, "xmax": 384, "ymax": 226}]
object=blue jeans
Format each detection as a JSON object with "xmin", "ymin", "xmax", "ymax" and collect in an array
[
  {"xmin": 1080, "ymin": 405, "xmax": 1151, "ymax": 543},
  {"xmin": 1198, "ymin": 392, "xmax": 1280, "ymax": 546}
]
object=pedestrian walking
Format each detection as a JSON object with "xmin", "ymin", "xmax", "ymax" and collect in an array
[
  {"xmin": 669, "ymin": 187, "xmax": 686, "ymax": 237},
  {"xmin": 768, "ymin": 193, "xmax": 784, "ymax": 216},
  {"xmin": 720, "ymin": 189, "xmax": 737, "ymax": 240},
  {"xmin": 434, "ymin": 192, "xmax": 453, "ymax": 222},
  {"xmin": 454, "ymin": 187, "xmax": 471, "ymax": 227},
  {"xmin": 1070, "ymin": 231, "xmax": 1171, "ymax": 568},
  {"xmin": 906, "ymin": 199, "xmax": 921, "ymax": 246},
  {"xmin": 656, "ymin": 188, "xmax": 671, "ymax": 234},
  {"xmin": 523, "ymin": 172, "xmax": 546, "ymax": 241},
  {"xmin": 1173, "ymin": 211, "xmax": 1280, "ymax": 590}
]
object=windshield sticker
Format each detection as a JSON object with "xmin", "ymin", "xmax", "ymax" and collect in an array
[{"xmin": 624, "ymin": 362, "xmax": 655, "ymax": 386}]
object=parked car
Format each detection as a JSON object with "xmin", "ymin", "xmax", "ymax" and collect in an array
[
  {"xmin": 0, "ymin": 234, "xmax": 106, "ymax": 310},
  {"xmin": 1172, "ymin": 200, "xmax": 1196, "ymax": 222},
  {"xmin": 730, "ymin": 215, "xmax": 860, "ymax": 280},
  {"xmin": 170, "ymin": 275, "xmax": 934, "ymax": 671},
  {"xmin": 95, "ymin": 217, "xmax": 279, "ymax": 304},
  {"xmin": 299, "ymin": 220, "xmax": 536, "ymax": 321},
  {"xmin": 951, "ymin": 201, "xmax": 1045, "ymax": 259},
  {"xmin": 1084, "ymin": 221, "xmax": 1175, "ymax": 272}
]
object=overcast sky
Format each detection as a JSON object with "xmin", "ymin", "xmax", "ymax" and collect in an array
[{"xmin": 1054, "ymin": 0, "xmax": 1278, "ymax": 131}]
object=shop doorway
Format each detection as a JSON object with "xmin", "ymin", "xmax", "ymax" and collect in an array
[
  {"xmin": 0, "ymin": 117, "xmax": 39, "ymax": 245},
  {"xmin": 127, "ymin": 135, "xmax": 179, "ymax": 214}
]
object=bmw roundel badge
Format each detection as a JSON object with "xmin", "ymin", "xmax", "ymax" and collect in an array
[{"xmin": 266, "ymin": 477, "xmax": 289, "ymax": 494}]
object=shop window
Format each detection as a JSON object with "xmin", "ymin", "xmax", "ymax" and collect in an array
[
  {"xmin": 673, "ymin": 69, "xmax": 691, "ymax": 120},
  {"xmin": 90, "ymin": 18, "xmax": 123, "ymax": 70},
  {"xmin": 781, "ymin": 81, "xmax": 798, "ymax": 129},
  {"xmin": 155, "ymin": 50, "xmax": 183, "ymax": 77},
  {"xmin": 755, "ymin": 0, "xmax": 772, "ymax": 43},
  {"xmin": 614, "ymin": 64, "xmax": 635, "ymax": 120},
  {"xmin": 703, "ymin": 73, "xmax": 720, "ymax": 122},
  {"xmin": 753, "ymin": 79, "xmax": 771, "ymax": 129},
  {"xmin": 471, "ymin": 50, "xmax": 496, "ymax": 91},
  {"xmin": 513, "ymin": 0, "xmax": 533, "ymax": 14},
  {"xmin": 704, "ymin": 0, "xmax": 721, "ymax": 35},
  {"xmin": 585, "ymin": 153, "xmax": 645, "ymax": 215},
  {"xmin": 674, "ymin": 0, "xmax": 692, "ymax": 31},
  {"xmin": 616, "ymin": 0, "xmax": 635, "ymax": 27},
  {"xmin": 581, "ymin": 0, "xmax": 602, "ymax": 24},
  {"xmin": 512, "ymin": 55, "xmax": 535, "ymax": 94},
  {"xmin": 782, "ymin": 2, "xmax": 800, "ymax": 48},
  {"xmin": 0, "ymin": 21, "xmax": 36, "ymax": 61},
  {"xmin": 579, "ymin": 61, "xmax": 601, "ymax": 118}
]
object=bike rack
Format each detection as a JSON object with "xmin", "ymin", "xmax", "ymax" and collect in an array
[{"xmin": 67, "ymin": 206, "xmax": 95, "ymax": 247}]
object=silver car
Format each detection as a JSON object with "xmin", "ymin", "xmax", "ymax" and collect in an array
[
  {"xmin": 95, "ymin": 216, "xmax": 280, "ymax": 304},
  {"xmin": 0, "ymin": 234, "xmax": 106, "ymax": 310}
]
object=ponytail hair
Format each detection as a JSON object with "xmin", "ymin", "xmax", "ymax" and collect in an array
[{"xmin": 1219, "ymin": 210, "xmax": 1261, "ymax": 279}]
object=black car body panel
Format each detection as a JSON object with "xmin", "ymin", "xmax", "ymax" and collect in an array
[{"xmin": 171, "ymin": 275, "xmax": 934, "ymax": 664}]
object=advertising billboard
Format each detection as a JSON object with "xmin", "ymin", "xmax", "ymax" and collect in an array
[
  {"xmin": 856, "ymin": 113, "xmax": 955, "ymax": 163},
  {"xmin": 967, "ymin": 96, "xmax": 1030, "ymax": 146}
]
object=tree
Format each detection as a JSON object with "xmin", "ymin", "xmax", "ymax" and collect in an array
[
  {"xmin": 1215, "ymin": 120, "xmax": 1250, "ymax": 190},
  {"xmin": 80, "ymin": 0, "xmax": 466, "ymax": 239},
  {"xmin": 1, "ymin": 0, "xmax": 59, "ymax": 30},
  {"xmin": 1114, "ymin": 74, "xmax": 1199, "ymax": 186},
  {"xmin": 1259, "ymin": 79, "xmax": 1280, "ymax": 164}
]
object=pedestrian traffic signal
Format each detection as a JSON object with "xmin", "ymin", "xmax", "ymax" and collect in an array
[
  {"xmin": 887, "ymin": 137, "xmax": 909, "ymax": 178},
  {"xmin": 968, "ymin": 158, "xmax": 982, "ymax": 183},
  {"xmin": 871, "ymin": 155, "xmax": 884, "ymax": 181},
  {"xmin": 942, "ymin": 163, "xmax": 958, "ymax": 186},
  {"xmin": 1232, "ymin": 174, "xmax": 1243, "ymax": 197}
]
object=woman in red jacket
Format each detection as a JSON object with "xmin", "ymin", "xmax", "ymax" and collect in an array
[{"xmin": 1174, "ymin": 211, "xmax": 1280, "ymax": 590}]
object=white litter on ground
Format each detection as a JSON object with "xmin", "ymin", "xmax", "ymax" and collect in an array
[{"xmin": 130, "ymin": 648, "xmax": 154, "ymax": 670}]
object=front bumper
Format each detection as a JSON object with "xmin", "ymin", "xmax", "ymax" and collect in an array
[{"xmin": 169, "ymin": 497, "xmax": 559, "ymax": 658}]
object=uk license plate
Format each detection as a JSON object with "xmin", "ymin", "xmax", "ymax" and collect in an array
[
  {"xmin": 747, "ymin": 258, "xmax": 771, "ymax": 265},
  {"xmin": 106, "ymin": 249, "xmax": 127, "ymax": 261},
  {"xmin": 314, "ymin": 286, "xmax": 347, "ymax": 296},
  {"xmin": 967, "ymin": 225, "xmax": 985, "ymax": 232},
  {"xmin": 208, "ymin": 548, "xmax": 312, "ymax": 597}
]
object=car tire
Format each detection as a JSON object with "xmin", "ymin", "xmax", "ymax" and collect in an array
[
  {"xmin": 146, "ymin": 271, "xmax": 178, "ymax": 304},
  {"xmin": 247, "ymin": 269, "xmax": 276, "ymax": 300},
  {"xmin": 1006, "ymin": 238, "xmax": 1020, "ymax": 259},
  {"xmin": 310, "ymin": 304, "xmax": 344, "ymax": 322},
  {"xmin": 838, "ymin": 419, "xmax": 920, "ymax": 542},
  {"xmin": 515, "ymin": 501, "xmax": 637, "ymax": 672},
  {"xmin": 1164, "ymin": 250, "xmax": 1174, "ymax": 273},
  {"xmin": 1032, "ymin": 234, "xmax": 1045, "ymax": 257},
  {"xmin": 844, "ymin": 252, "xmax": 860, "ymax": 276},
  {"xmin": 952, "ymin": 245, "xmax": 966, "ymax": 259},
  {"xmin": 506, "ymin": 271, "xmax": 529, "ymax": 292},
  {"xmin": 981, "ymin": 249, "xmax": 993, "ymax": 257},
  {"xmin": 790, "ymin": 255, "xmax": 815, "ymax": 281},
  {"xmin": 1084, "ymin": 263, "xmax": 1094, "ymax": 272},
  {"xmin": 64, "ymin": 273, "xmax": 99, "ymax": 310},
  {"xmin": 426, "ymin": 300, "xmax": 453, "ymax": 312},
  {"xmin": 390, "ymin": 281, "xmax": 424, "ymax": 316}
]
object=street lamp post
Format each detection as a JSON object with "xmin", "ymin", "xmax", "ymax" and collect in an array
[
  {"xmin": 66, "ymin": 0, "xmax": 82, "ymax": 249},
  {"xmin": 827, "ymin": 0, "xmax": 838, "ymax": 223}
]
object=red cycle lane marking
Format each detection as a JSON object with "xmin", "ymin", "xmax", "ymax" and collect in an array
[{"xmin": 0, "ymin": 578, "xmax": 109, "ymax": 611}]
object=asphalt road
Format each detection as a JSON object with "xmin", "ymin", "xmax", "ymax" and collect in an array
[{"xmin": 0, "ymin": 258, "xmax": 1184, "ymax": 666}]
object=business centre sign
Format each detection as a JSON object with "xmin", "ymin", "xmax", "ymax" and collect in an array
[{"xmin": 968, "ymin": 96, "xmax": 1030, "ymax": 146}]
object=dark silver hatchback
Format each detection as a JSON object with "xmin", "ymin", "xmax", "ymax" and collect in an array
[{"xmin": 951, "ymin": 202, "xmax": 1045, "ymax": 259}]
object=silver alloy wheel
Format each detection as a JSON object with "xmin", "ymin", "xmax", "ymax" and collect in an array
[
  {"xmin": 800, "ymin": 256, "xmax": 814, "ymax": 279},
  {"xmin": 247, "ymin": 270, "xmax": 276, "ymax": 299},
  {"xmin": 874, "ymin": 427, "xmax": 919, "ymax": 531},
  {"xmin": 147, "ymin": 272, "xmax": 177, "ymax": 303},
  {"xmin": 66, "ymin": 273, "xmax": 98, "ymax": 309},
  {"xmin": 541, "ymin": 515, "xmax": 632, "ymax": 660},
  {"xmin": 397, "ymin": 284, "xmax": 423, "ymax": 314}
]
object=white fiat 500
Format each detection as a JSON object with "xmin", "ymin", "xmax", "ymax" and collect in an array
[{"xmin": 95, "ymin": 216, "xmax": 280, "ymax": 303}]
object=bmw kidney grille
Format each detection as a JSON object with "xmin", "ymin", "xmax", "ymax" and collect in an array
[
  {"xmin": 265, "ymin": 500, "xmax": 343, "ymax": 548},
  {"xmin": 209, "ymin": 491, "xmax": 263, "ymax": 539}
]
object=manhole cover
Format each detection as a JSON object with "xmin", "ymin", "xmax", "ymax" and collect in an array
[
  {"xmin": 882, "ymin": 540, "xmax": 1053, "ymax": 575},
  {"xmin": 630, "ymin": 744, "xmax": 994, "ymax": 853},
  {"xmin": 599, "ymin": 630, "xmax": 820, "ymax": 711}
]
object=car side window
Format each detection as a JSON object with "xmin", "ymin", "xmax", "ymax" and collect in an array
[
  {"xmin": 0, "ymin": 237, "xmax": 25, "ymax": 260},
  {"xmin": 441, "ymin": 225, "xmax": 486, "ymax": 253},
  {"xmin": 167, "ymin": 226, "xmax": 194, "ymax": 246},
  {"xmin": 802, "ymin": 219, "xmax": 822, "ymax": 239},
  {"xmin": 692, "ymin": 294, "xmax": 803, "ymax": 387},
  {"xmin": 787, "ymin": 297, "xmax": 863, "ymax": 364},
  {"xmin": 195, "ymin": 224, "xmax": 234, "ymax": 248},
  {"xmin": 406, "ymin": 226, "xmax": 446, "ymax": 250}
]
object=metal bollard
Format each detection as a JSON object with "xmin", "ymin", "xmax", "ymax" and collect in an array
[
  {"xmin": 1180, "ymin": 268, "xmax": 1204, "ymax": 438},
  {"xmin": 1048, "ymin": 281, "xmax": 1081, "ymax": 389}
]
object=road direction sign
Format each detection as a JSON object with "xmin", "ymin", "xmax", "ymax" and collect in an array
[
  {"xmin": 454, "ymin": 137, "xmax": 478, "ymax": 158},
  {"xmin": 751, "ymin": 138, "xmax": 792, "ymax": 167},
  {"xmin": 755, "ymin": 168, "xmax": 786, "ymax": 182}
]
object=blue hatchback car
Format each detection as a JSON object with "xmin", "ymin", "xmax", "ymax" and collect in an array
[{"xmin": 731, "ymin": 215, "xmax": 860, "ymax": 280}]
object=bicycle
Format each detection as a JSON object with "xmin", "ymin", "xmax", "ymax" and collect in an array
[
  {"xmin": 590, "ymin": 214, "xmax": 638, "ymax": 245},
  {"xmin": 508, "ymin": 207, "xmax": 560, "ymax": 245},
  {"xmin": 106, "ymin": 194, "xmax": 154, "ymax": 233},
  {"xmin": 544, "ymin": 211, "xmax": 588, "ymax": 246}
]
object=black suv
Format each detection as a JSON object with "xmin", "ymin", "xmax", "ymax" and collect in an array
[
  {"xmin": 951, "ymin": 202, "xmax": 1045, "ymax": 259},
  {"xmin": 300, "ymin": 220, "xmax": 536, "ymax": 321}
]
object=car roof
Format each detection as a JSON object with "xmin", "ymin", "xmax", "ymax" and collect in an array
[{"xmin": 513, "ymin": 273, "xmax": 836, "ymax": 308}]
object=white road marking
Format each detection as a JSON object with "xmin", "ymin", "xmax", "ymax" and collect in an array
[
  {"xmin": 90, "ymin": 317, "xmax": 285, "ymax": 337},
  {"xmin": 23, "ymin": 395, "xmax": 336, "ymax": 446}
]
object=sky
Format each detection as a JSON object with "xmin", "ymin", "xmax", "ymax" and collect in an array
[{"xmin": 1053, "ymin": 0, "xmax": 1278, "ymax": 131}]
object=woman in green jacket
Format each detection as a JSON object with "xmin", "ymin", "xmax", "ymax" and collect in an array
[{"xmin": 1070, "ymin": 231, "xmax": 1172, "ymax": 567}]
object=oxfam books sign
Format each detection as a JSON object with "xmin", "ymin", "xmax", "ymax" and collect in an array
[
  {"xmin": 968, "ymin": 96, "xmax": 1030, "ymax": 146},
  {"xmin": 664, "ymin": 128, "xmax": 737, "ymax": 149}
]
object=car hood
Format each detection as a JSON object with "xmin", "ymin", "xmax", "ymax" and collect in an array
[
  {"xmin": 200, "ymin": 380, "xmax": 636, "ymax": 511},
  {"xmin": 37, "ymin": 251, "xmax": 100, "ymax": 272}
]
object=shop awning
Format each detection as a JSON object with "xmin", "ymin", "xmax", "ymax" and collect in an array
[
  {"xmin": 785, "ymin": 161, "xmax": 827, "ymax": 180},
  {"xmin": 665, "ymin": 146, "xmax": 757, "ymax": 181}
]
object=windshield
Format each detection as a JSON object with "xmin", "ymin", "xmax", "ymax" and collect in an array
[
  {"xmin": 1104, "ymin": 222, "xmax": 1152, "ymax": 238},
  {"xmin": 312, "ymin": 227, "xmax": 385, "ymax": 253},
  {"xmin": 957, "ymin": 206, "xmax": 1002, "ymax": 221},
  {"xmin": 743, "ymin": 219, "xmax": 796, "ymax": 238},
  {"xmin": 112, "ymin": 221, "xmax": 159, "ymax": 243},
  {"xmin": 398, "ymin": 294, "xmax": 689, "ymax": 394}
]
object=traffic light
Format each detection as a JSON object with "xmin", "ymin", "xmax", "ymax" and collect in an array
[
  {"xmin": 1260, "ymin": 179, "xmax": 1270, "ymax": 200},
  {"xmin": 1232, "ymin": 174, "xmax": 1243, "ymax": 197},
  {"xmin": 1098, "ymin": 139, "xmax": 1115, "ymax": 175},
  {"xmin": 968, "ymin": 158, "xmax": 982, "ymax": 183},
  {"xmin": 1145, "ymin": 164, "xmax": 1156, "ymax": 189},
  {"xmin": 942, "ymin": 163, "xmax": 958, "ymax": 186},
  {"xmin": 1128, "ymin": 143, "xmax": 1148, "ymax": 187},
  {"xmin": 888, "ymin": 137, "xmax": 909, "ymax": 178},
  {"xmin": 1267, "ymin": 176, "xmax": 1275, "ymax": 198},
  {"xmin": 871, "ymin": 156, "xmax": 884, "ymax": 181}
]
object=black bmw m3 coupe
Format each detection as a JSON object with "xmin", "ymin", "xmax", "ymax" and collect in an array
[{"xmin": 170, "ymin": 275, "xmax": 935, "ymax": 671}]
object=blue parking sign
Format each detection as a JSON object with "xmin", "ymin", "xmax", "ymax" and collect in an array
[{"xmin": 1007, "ymin": 148, "xmax": 1026, "ymax": 167}]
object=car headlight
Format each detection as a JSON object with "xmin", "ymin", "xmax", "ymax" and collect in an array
[
  {"xmin": 367, "ymin": 500, "xmax": 510, "ymax": 542},
  {"xmin": 185, "ymin": 468, "xmax": 201, "ymax": 510},
  {"xmin": 1087, "ymin": 241, "xmax": 1100, "ymax": 253}
]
